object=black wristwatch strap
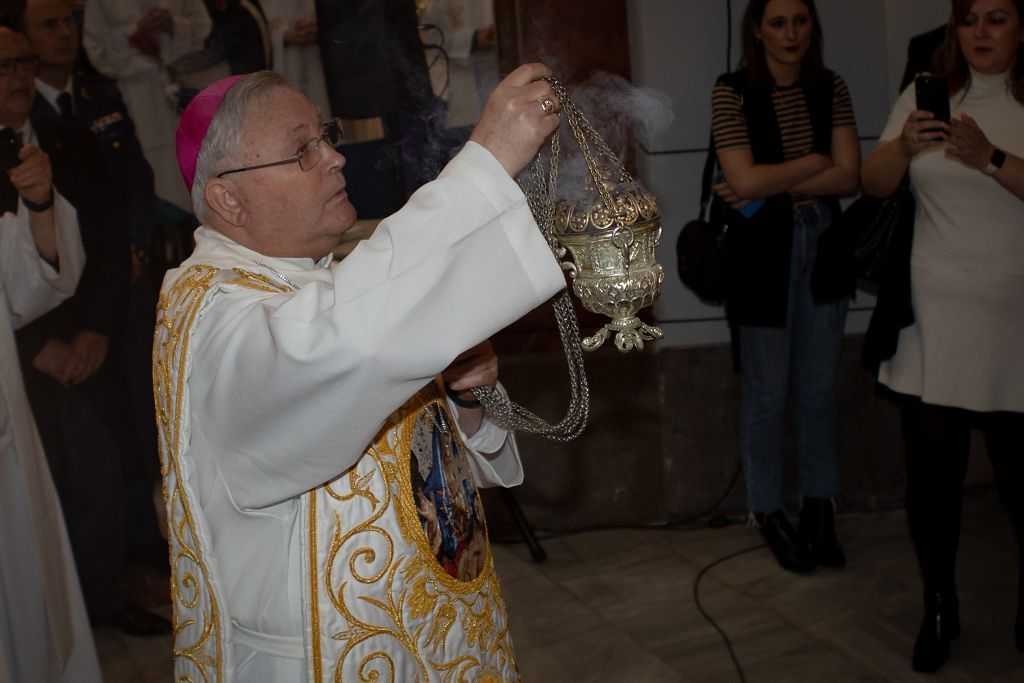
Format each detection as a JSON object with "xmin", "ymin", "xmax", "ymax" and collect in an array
[
  {"xmin": 991, "ymin": 148, "xmax": 1007, "ymax": 169},
  {"xmin": 444, "ymin": 382, "xmax": 482, "ymax": 409},
  {"xmin": 22, "ymin": 190, "xmax": 54, "ymax": 212}
]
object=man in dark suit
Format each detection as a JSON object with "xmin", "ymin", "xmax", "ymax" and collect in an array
[
  {"xmin": 900, "ymin": 24, "xmax": 948, "ymax": 91},
  {"xmin": 0, "ymin": 23, "xmax": 167, "ymax": 635},
  {"xmin": 21, "ymin": 0, "xmax": 170, "ymax": 595}
]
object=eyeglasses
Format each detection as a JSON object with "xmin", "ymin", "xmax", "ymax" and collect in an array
[
  {"xmin": 40, "ymin": 16, "xmax": 77, "ymax": 32},
  {"xmin": 217, "ymin": 118, "xmax": 344, "ymax": 178},
  {"xmin": 0, "ymin": 54, "xmax": 41, "ymax": 75}
]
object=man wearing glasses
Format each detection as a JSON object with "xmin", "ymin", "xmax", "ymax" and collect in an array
[{"xmin": 159, "ymin": 68, "xmax": 563, "ymax": 679}]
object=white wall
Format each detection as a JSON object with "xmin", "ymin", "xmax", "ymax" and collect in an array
[{"xmin": 630, "ymin": 0, "xmax": 950, "ymax": 347}]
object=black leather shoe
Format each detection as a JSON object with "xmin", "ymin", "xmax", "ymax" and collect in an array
[
  {"xmin": 799, "ymin": 497, "xmax": 846, "ymax": 568},
  {"xmin": 100, "ymin": 605, "xmax": 172, "ymax": 637},
  {"xmin": 756, "ymin": 510, "xmax": 817, "ymax": 574},
  {"xmin": 912, "ymin": 592, "xmax": 960, "ymax": 673}
]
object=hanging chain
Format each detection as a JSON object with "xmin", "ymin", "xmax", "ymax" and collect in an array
[
  {"xmin": 542, "ymin": 77, "xmax": 637, "ymax": 275},
  {"xmin": 468, "ymin": 76, "xmax": 623, "ymax": 441}
]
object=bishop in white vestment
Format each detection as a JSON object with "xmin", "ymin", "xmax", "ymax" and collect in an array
[{"xmin": 157, "ymin": 67, "xmax": 565, "ymax": 680}]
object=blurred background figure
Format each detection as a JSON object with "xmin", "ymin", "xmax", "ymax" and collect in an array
[
  {"xmin": 17, "ymin": 0, "xmax": 169, "ymax": 600},
  {"xmin": 420, "ymin": 0, "xmax": 500, "ymax": 153},
  {"xmin": 0, "ymin": 22, "xmax": 168, "ymax": 636},
  {"xmin": 201, "ymin": 0, "xmax": 269, "ymax": 76},
  {"xmin": 262, "ymin": 0, "xmax": 330, "ymax": 116},
  {"xmin": 316, "ymin": 0, "xmax": 435, "ymax": 211},
  {"xmin": 0, "ymin": 29, "xmax": 101, "ymax": 672},
  {"xmin": 862, "ymin": 0, "xmax": 1024, "ymax": 673},
  {"xmin": 83, "ymin": 0, "xmax": 211, "ymax": 211}
]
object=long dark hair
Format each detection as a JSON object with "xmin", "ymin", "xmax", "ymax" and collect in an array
[
  {"xmin": 944, "ymin": 0, "xmax": 1024, "ymax": 104},
  {"xmin": 738, "ymin": 0, "xmax": 829, "ymax": 88}
]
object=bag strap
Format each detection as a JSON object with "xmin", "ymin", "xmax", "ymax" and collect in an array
[{"xmin": 699, "ymin": 130, "xmax": 719, "ymax": 222}]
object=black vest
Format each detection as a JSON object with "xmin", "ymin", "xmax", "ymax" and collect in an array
[{"xmin": 716, "ymin": 69, "xmax": 843, "ymax": 327}]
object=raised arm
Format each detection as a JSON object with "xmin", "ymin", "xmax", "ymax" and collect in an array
[
  {"xmin": 469, "ymin": 63, "xmax": 560, "ymax": 177},
  {"xmin": 191, "ymin": 143, "xmax": 566, "ymax": 509}
]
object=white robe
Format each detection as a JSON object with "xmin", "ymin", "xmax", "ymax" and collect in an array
[
  {"xmin": 83, "ymin": 0, "xmax": 212, "ymax": 211},
  {"xmin": 154, "ymin": 141, "xmax": 566, "ymax": 680},
  {"xmin": 261, "ymin": 0, "xmax": 332, "ymax": 118},
  {"xmin": 422, "ymin": 0, "xmax": 500, "ymax": 129},
  {"xmin": 0, "ymin": 196, "xmax": 101, "ymax": 682}
]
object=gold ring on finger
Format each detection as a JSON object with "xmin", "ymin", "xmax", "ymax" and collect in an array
[{"xmin": 539, "ymin": 97, "xmax": 556, "ymax": 115}]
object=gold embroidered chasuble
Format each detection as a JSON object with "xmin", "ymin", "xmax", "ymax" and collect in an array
[{"xmin": 155, "ymin": 264, "xmax": 518, "ymax": 681}]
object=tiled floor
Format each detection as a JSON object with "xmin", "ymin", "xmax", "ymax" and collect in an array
[{"xmin": 97, "ymin": 486, "xmax": 1024, "ymax": 681}]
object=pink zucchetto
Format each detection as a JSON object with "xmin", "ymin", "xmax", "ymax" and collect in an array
[{"xmin": 176, "ymin": 74, "xmax": 247, "ymax": 193}]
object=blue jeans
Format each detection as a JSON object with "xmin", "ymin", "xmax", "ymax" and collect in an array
[{"xmin": 739, "ymin": 200, "xmax": 849, "ymax": 513}]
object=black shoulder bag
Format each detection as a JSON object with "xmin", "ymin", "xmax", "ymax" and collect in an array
[
  {"xmin": 677, "ymin": 134, "xmax": 730, "ymax": 303},
  {"xmin": 812, "ymin": 175, "xmax": 915, "ymax": 301}
]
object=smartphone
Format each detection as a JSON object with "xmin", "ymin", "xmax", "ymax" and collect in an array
[
  {"xmin": 0, "ymin": 128, "xmax": 21, "ymax": 171},
  {"xmin": 0, "ymin": 128, "xmax": 20, "ymax": 212},
  {"xmin": 914, "ymin": 73, "xmax": 950, "ymax": 123}
]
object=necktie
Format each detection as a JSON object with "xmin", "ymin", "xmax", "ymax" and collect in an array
[{"xmin": 56, "ymin": 91, "xmax": 73, "ymax": 121}]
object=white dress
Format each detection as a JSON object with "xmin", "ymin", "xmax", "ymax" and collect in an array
[
  {"xmin": 83, "ymin": 0, "xmax": 212, "ymax": 211},
  {"xmin": 0, "ymin": 195, "xmax": 100, "ymax": 682},
  {"xmin": 154, "ymin": 141, "xmax": 566, "ymax": 680},
  {"xmin": 878, "ymin": 69, "xmax": 1024, "ymax": 412}
]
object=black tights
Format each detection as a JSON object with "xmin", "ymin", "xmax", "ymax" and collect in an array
[{"xmin": 902, "ymin": 399, "xmax": 1024, "ymax": 598}]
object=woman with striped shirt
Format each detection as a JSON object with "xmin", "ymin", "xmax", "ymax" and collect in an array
[{"xmin": 711, "ymin": 0, "xmax": 860, "ymax": 575}]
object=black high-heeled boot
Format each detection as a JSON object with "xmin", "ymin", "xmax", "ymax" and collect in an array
[
  {"xmin": 799, "ymin": 497, "xmax": 846, "ymax": 568},
  {"xmin": 756, "ymin": 510, "xmax": 817, "ymax": 574},
  {"xmin": 1016, "ymin": 575, "xmax": 1024, "ymax": 652},
  {"xmin": 912, "ymin": 591, "xmax": 960, "ymax": 673}
]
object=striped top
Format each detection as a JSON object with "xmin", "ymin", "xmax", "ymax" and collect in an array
[{"xmin": 712, "ymin": 73, "xmax": 856, "ymax": 205}]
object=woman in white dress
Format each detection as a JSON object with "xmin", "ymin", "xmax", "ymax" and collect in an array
[{"xmin": 862, "ymin": 0, "xmax": 1024, "ymax": 673}]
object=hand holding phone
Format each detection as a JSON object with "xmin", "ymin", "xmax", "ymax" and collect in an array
[
  {"xmin": 0, "ymin": 128, "xmax": 21, "ymax": 213},
  {"xmin": 0, "ymin": 128, "xmax": 22, "ymax": 172}
]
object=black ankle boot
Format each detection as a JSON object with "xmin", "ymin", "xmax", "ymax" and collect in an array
[
  {"xmin": 912, "ymin": 591, "xmax": 960, "ymax": 673},
  {"xmin": 756, "ymin": 510, "xmax": 817, "ymax": 574},
  {"xmin": 1016, "ymin": 579, "xmax": 1024, "ymax": 652},
  {"xmin": 799, "ymin": 497, "xmax": 846, "ymax": 568}
]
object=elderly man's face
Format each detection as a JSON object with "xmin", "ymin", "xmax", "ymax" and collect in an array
[
  {"xmin": 231, "ymin": 87, "xmax": 355, "ymax": 258},
  {"xmin": 0, "ymin": 32, "xmax": 38, "ymax": 128},
  {"xmin": 24, "ymin": 0, "xmax": 80, "ymax": 69}
]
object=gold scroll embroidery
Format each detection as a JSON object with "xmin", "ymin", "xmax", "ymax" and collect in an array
[
  {"xmin": 311, "ymin": 387, "xmax": 517, "ymax": 681},
  {"xmin": 155, "ymin": 264, "xmax": 293, "ymax": 681},
  {"xmin": 154, "ymin": 264, "xmax": 223, "ymax": 681}
]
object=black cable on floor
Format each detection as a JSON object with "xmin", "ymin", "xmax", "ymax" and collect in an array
[
  {"xmin": 693, "ymin": 543, "xmax": 763, "ymax": 683},
  {"xmin": 491, "ymin": 454, "xmax": 744, "ymax": 543}
]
